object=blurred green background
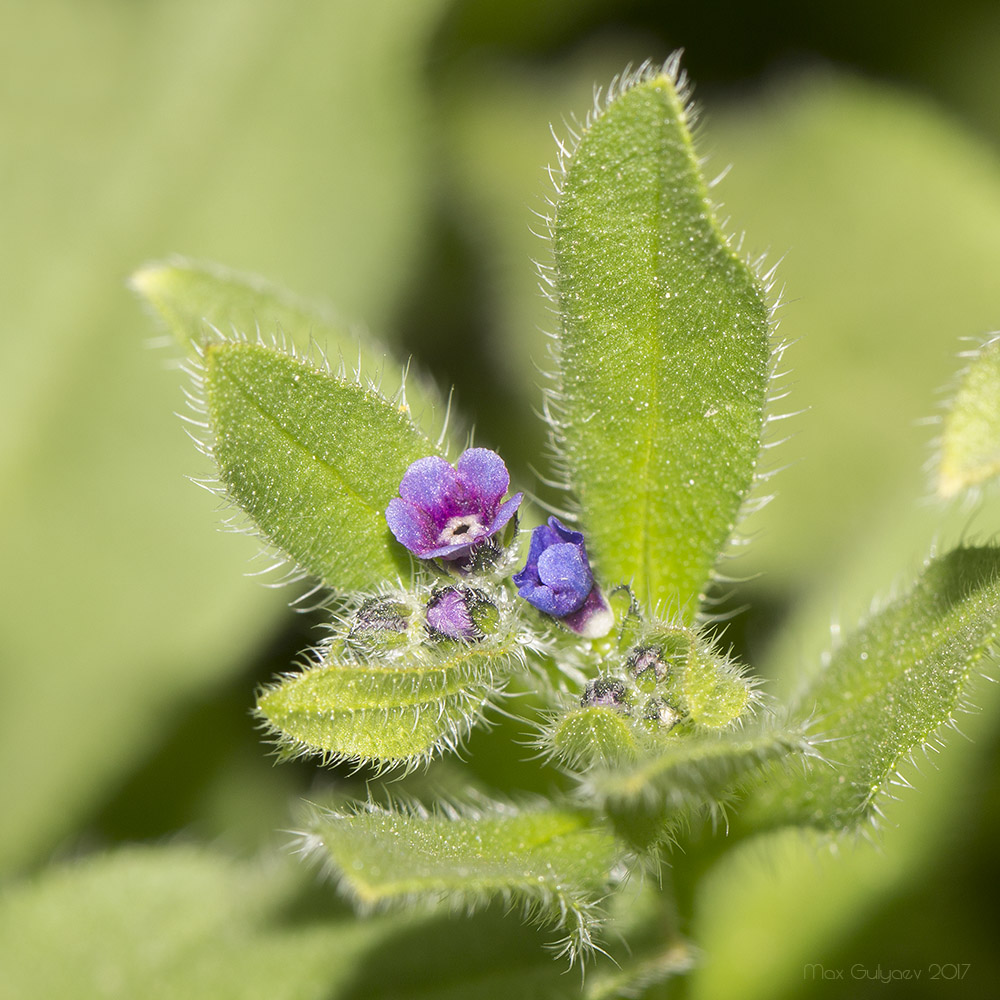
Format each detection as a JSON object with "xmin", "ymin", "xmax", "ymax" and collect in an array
[{"xmin": 2, "ymin": 0, "xmax": 1000, "ymax": 997}]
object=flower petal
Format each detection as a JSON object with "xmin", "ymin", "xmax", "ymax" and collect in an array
[
  {"xmin": 489, "ymin": 492, "xmax": 523, "ymax": 534},
  {"xmin": 537, "ymin": 542, "xmax": 592, "ymax": 596},
  {"xmin": 456, "ymin": 447, "xmax": 510, "ymax": 506},
  {"xmin": 421, "ymin": 538, "xmax": 479, "ymax": 559},
  {"xmin": 515, "ymin": 580, "xmax": 564, "ymax": 616},
  {"xmin": 546, "ymin": 516, "xmax": 584, "ymax": 546},
  {"xmin": 397, "ymin": 456, "xmax": 462, "ymax": 518},
  {"xmin": 562, "ymin": 585, "xmax": 613, "ymax": 638},
  {"xmin": 385, "ymin": 497, "xmax": 439, "ymax": 556}
]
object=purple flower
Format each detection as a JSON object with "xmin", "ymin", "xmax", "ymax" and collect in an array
[
  {"xmin": 513, "ymin": 517, "xmax": 613, "ymax": 638},
  {"xmin": 425, "ymin": 586, "xmax": 499, "ymax": 641},
  {"xmin": 385, "ymin": 449, "xmax": 523, "ymax": 561}
]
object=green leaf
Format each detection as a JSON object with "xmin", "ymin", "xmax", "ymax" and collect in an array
[
  {"xmin": 0, "ymin": 845, "xmax": 406, "ymax": 1000},
  {"xmin": 0, "ymin": 0, "xmax": 449, "ymax": 875},
  {"xmin": 304, "ymin": 801, "xmax": 622, "ymax": 961},
  {"xmin": 132, "ymin": 258, "xmax": 450, "ymax": 442},
  {"xmin": 589, "ymin": 723, "xmax": 805, "ymax": 811},
  {"xmin": 585, "ymin": 723, "xmax": 805, "ymax": 851},
  {"xmin": 256, "ymin": 624, "xmax": 525, "ymax": 767},
  {"xmin": 746, "ymin": 547, "xmax": 1000, "ymax": 832},
  {"xmin": 548, "ymin": 705, "xmax": 640, "ymax": 769},
  {"xmin": 202, "ymin": 340, "xmax": 437, "ymax": 590},
  {"xmin": 937, "ymin": 334, "xmax": 1000, "ymax": 498},
  {"xmin": 549, "ymin": 61, "xmax": 771, "ymax": 619}
]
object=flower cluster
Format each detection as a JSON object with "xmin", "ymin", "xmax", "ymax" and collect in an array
[
  {"xmin": 579, "ymin": 649, "xmax": 681, "ymax": 733},
  {"xmin": 386, "ymin": 449, "xmax": 611, "ymax": 638},
  {"xmin": 347, "ymin": 587, "xmax": 501, "ymax": 652}
]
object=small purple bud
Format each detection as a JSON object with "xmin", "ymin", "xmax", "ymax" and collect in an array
[
  {"xmin": 627, "ymin": 646, "xmax": 668, "ymax": 692},
  {"xmin": 513, "ymin": 517, "xmax": 613, "ymax": 638},
  {"xmin": 425, "ymin": 587, "xmax": 499, "ymax": 641},
  {"xmin": 385, "ymin": 448, "xmax": 523, "ymax": 563},
  {"xmin": 581, "ymin": 677, "xmax": 630, "ymax": 713}
]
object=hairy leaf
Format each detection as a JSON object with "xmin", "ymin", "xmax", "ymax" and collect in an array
[
  {"xmin": 747, "ymin": 547, "xmax": 1000, "ymax": 831},
  {"xmin": 202, "ymin": 340, "xmax": 437, "ymax": 590},
  {"xmin": 588, "ymin": 723, "xmax": 805, "ymax": 812},
  {"xmin": 585, "ymin": 723, "xmax": 804, "ymax": 851},
  {"xmin": 550, "ymin": 61, "xmax": 771, "ymax": 619},
  {"xmin": 133, "ymin": 258, "xmax": 448, "ymax": 439},
  {"xmin": 549, "ymin": 705, "xmax": 640, "ymax": 769},
  {"xmin": 304, "ymin": 802, "xmax": 621, "ymax": 961},
  {"xmin": 256, "ymin": 629, "xmax": 524, "ymax": 767},
  {"xmin": 937, "ymin": 334, "xmax": 1000, "ymax": 498}
]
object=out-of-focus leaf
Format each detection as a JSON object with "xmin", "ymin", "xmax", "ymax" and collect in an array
[
  {"xmin": 323, "ymin": 878, "xmax": 691, "ymax": 1000},
  {"xmin": 203, "ymin": 340, "xmax": 437, "ymax": 590},
  {"xmin": 549, "ymin": 61, "xmax": 771, "ymax": 620},
  {"xmin": 132, "ymin": 258, "xmax": 449, "ymax": 440},
  {"xmin": 0, "ymin": 842, "xmax": 692, "ymax": 1000},
  {"xmin": 305, "ymin": 801, "xmax": 621, "ymax": 961},
  {"xmin": 709, "ymin": 72, "xmax": 1000, "ymax": 587},
  {"xmin": 0, "ymin": 845, "xmax": 403, "ymax": 1000},
  {"xmin": 937, "ymin": 334, "xmax": 1000, "ymax": 497},
  {"xmin": 0, "ymin": 0, "xmax": 447, "ymax": 874},
  {"xmin": 688, "ymin": 675, "xmax": 1000, "ymax": 1000},
  {"xmin": 745, "ymin": 547, "xmax": 1000, "ymax": 832}
]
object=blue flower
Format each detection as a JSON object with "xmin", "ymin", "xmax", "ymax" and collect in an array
[
  {"xmin": 513, "ymin": 517, "xmax": 613, "ymax": 638},
  {"xmin": 385, "ymin": 448, "xmax": 523, "ymax": 561}
]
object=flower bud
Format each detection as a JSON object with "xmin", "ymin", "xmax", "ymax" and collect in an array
[
  {"xmin": 425, "ymin": 587, "xmax": 499, "ymax": 641},
  {"xmin": 627, "ymin": 646, "xmax": 668, "ymax": 692},
  {"xmin": 348, "ymin": 598, "xmax": 412, "ymax": 651},
  {"xmin": 640, "ymin": 696, "xmax": 680, "ymax": 731},
  {"xmin": 513, "ymin": 517, "xmax": 612, "ymax": 638},
  {"xmin": 581, "ymin": 677, "xmax": 630, "ymax": 713}
]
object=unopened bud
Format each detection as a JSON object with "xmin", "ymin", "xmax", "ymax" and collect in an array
[
  {"xmin": 581, "ymin": 677, "xmax": 630, "ymax": 713},
  {"xmin": 349, "ymin": 598, "xmax": 412, "ymax": 650},
  {"xmin": 641, "ymin": 696, "xmax": 680, "ymax": 731},
  {"xmin": 627, "ymin": 646, "xmax": 668, "ymax": 691},
  {"xmin": 425, "ymin": 587, "xmax": 499, "ymax": 641}
]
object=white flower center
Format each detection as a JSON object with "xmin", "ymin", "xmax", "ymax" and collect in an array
[{"xmin": 439, "ymin": 514, "xmax": 487, "ymax": 545}]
